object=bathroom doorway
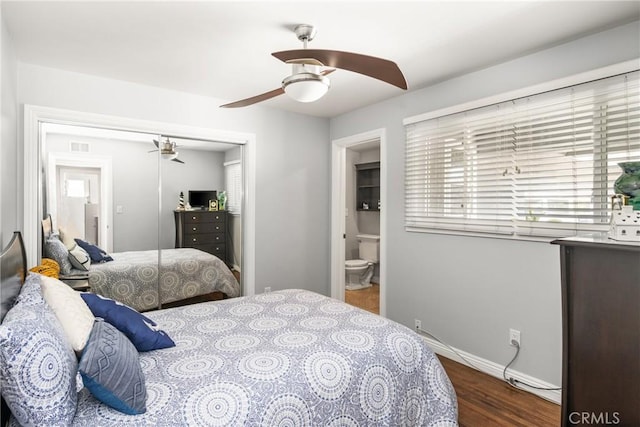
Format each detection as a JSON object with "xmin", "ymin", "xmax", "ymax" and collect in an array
[
  {"xmin": 344, "ymin": 144, "xmax": 380, "ymax": 313},
  {"xmin": 330, "ymin": 128, "xmax": 386, "ymax": 317}
]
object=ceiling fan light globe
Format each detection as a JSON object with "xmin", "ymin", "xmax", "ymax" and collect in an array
[
  {"xmin": 282, "ymin": 72, "xmax": 330, "ymax": 103},
  {"xmin": 161, "ymin": 152, "xmax": 178, "ymax": 160}
]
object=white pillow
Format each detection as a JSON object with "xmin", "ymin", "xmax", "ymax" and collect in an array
[
  {"xmin": 58, "ymin": 227, "xmax": 76, "ymax": 250},
  {"xmin": 39, "ymin": 274, "xmax": 94, "ymax": 352},
  {"xmin": 68, "ymin": 243, "xmax": 91, "ymax": 271}
]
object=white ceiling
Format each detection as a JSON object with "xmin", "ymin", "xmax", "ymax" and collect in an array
[{"xmin": 2, "ymin": 1, "xmax": 639, "ymax": 118}]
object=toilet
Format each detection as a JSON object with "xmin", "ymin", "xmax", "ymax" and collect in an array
[{"xmin": 345, "ymin": 234, "xmax": 380, "ymax": 290}]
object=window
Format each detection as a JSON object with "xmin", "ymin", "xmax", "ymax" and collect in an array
[
  {"xmin": 65, "ymin": 179, "xmax": 86, "ymax": 198},
  {"xmin": 405, "ymin": 71, "xmax": 639, "ymax": 238},
  {"xmin": 224, "ymin": 160, "xmax": 242, "ymax": 215}
]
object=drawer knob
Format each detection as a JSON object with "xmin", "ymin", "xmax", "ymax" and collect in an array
[
  {"xmin": 192, "ymin": 216, "xmax": 197, "ymax": 220},
  {"xmin": 192, "ymin": 227, "xmax": 197, "ymax": 231},
  {"xmin": 192, "ymin": 238, "xmax": 197, "ymax": 242}
]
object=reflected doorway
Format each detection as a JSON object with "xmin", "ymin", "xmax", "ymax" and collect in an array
[{"xmin": 56, "ymin": 165, "xmax": 101, "ymax": 245}]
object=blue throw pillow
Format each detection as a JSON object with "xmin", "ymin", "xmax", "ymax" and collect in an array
[
  {"xmin": 74, "ymin": 238, "xmax": 114, "ymax": 263},
  {"xmin": 79, "ymin": 319, "xmax": 147, "ymax": 415},
  {"xmin": 80, "ymin": 293, "xmax": 175, "ymax": 352}
]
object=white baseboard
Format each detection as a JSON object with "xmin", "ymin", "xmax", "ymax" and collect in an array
[
  {"xmin": 345, "ymin": 283, "xmax": 373, "ymax": 291},
  {"xmin": 421, "ymin": 336, "xmax": 562, "ymax": 404}
]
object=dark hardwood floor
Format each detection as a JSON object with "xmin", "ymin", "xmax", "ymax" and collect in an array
[
  {"xmin": 438, "ymin": 356, "xmax": 561, "ymax": 427},
  {"xmin": 345, "ymin": 288, "xmax": 561, "ymax": 426}
]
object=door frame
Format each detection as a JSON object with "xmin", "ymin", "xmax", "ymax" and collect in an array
[
  {"xmin": 23, "ymin": 104, "xmax": 257, "ymax": 295},
  {"xmin": 47, "ymin": 153, "xmax": 113, "ymax": 251},
  {"xmin": 330, "ymin": 128, "xmax": 386, "ymax": 317}
]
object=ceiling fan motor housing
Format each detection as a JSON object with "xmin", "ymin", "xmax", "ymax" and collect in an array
[{"xmin": 294, "ymin": 24, "xmax": 317, "ymax": 43}]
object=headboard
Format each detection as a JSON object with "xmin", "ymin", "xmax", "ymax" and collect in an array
[
  {"xmin": 0, "ymin": 231, "xmax": 27, "ymax": 322},
  {"xmin": 0, "ymin": 231, "xmax": 27, "ymax": 427},
  {"xmin": 42, "ymin": 213, "xmax": 54, "ymax": 250}
]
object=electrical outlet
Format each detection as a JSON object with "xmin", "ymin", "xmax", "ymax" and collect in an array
[
  {"xmin": 414, "ymin": 319, "xmax": 422, "ymax": 330},
  {"xmin": 264, "ymin": 287, "xmax": 271, "ymax": 293},
  {"xmin": 509, "ymin": 329, "xmax": 521, "ymax": 347}
]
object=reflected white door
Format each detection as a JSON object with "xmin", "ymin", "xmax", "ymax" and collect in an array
[{"xmin": 56, "ymin": 166, "xmax": 101, "ymax": 244}]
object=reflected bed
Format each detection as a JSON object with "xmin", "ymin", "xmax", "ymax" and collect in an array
[{"xmin": 42, "ymin": 215, "xmax": 240, "ymax": 311}]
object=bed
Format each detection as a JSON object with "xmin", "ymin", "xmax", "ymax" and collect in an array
[
  {"xmin": 1, "ymin": 231, "xmax": 459, "ymax": 426},
  {"xmin": 41, "ymin": 215, "xmax": 240, "ymax": 311}
]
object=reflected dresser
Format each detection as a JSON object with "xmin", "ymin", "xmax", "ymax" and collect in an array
[{"xmin": 174, "ymin": 210, "xmax": 228, "ymax": 265}]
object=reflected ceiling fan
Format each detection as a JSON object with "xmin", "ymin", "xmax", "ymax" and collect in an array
[
  {"xmin": 149, "ymin": 137, "xmax": 185, "ymax": 164},
  {"xmin": 220, "ymin": 24, "xmax": 408, "ymax": 108}
]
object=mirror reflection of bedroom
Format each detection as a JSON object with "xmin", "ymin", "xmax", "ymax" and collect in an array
[{"xmin": 40, "ymin": 123, "xmax": 243, "ymax": 311}]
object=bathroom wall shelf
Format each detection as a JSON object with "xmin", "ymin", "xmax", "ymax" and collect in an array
[{"xmin": 356, "ymin": 161, "xmax": 380, "ymax": 211}]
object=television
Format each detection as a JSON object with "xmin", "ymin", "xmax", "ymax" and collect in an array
[{"xmin": 188, "ymin": 190, "xmax": 217, "ymax": 209}]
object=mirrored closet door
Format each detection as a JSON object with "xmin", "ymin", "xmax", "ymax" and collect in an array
[{"xmin": 40, "ymin": 123, "xmax": 243, "ymax": 309}]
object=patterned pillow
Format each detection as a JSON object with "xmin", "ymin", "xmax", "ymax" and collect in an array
[
  {"xmin": 44, "ymin": 237, "xmax": 73, "ymax": 275},
  {"xmin": 79, "ymin": 319, "xmax": 147, "ymax": 415},
  {"xmin": 0, "ymin": 287, "xmax": 78, "ymax": 426},
  {"xmin": 39, "ymin": 274, "xmax": 95, "ymax": 352},
  {"xmin": 68, "ymin": 243, "xmax": 90, "ymax": 271},
  {"xmin": 81, "ymin": 293, "xmax": 175, "ymax": 352},
  {"xmin": 15, "ymin": 273, "xmax": 44, "ymax": 305}
]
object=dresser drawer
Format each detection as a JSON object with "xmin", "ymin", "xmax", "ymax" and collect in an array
[
  {"xmin": 192, "ymin": 243, "xmax": 226, "ymax": 259},
  {"xmin": 184, "ymin": 232, "xmax": 225, "ymax": 246},
  {"xmin": 184, "ymin": 211, "xmax": 225, "ymax": 224},
  {"xmin": 183, "ymin": 222, "xmax": 224, "ymax": 234}
]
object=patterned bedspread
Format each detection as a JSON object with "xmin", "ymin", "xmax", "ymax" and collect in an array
[
  {"xmin": 71, "ymin": 289, "xmax": 458, "ymax": 426},
  {"xmin": 88, "ymin": 248, "xmax": 239, "ymax": 312}
]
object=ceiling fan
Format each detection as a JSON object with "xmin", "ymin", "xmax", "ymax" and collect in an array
[
  {"xmin": 149, "ymin": 137, "xmax": 185, "ymax": 164},
  {"xmin": 220, "ymin": 24, "xmax": 407, "ymax": 108}
]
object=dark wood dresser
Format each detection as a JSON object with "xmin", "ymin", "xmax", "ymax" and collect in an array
[
  {"xmin": 174, "ymin": 210, "xmax": 228, "ymax": 264},
  {"xmin": 552, "ymin": 236, "xmax": 640, "ymax": 427}
]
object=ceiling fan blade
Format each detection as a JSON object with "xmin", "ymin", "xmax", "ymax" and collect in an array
[
  {"xmin": 148, "ymin": 149, "xmax": 158, "ymax": 153},
  {"xmin": 220, "ymin": 87, "xmax": 285, "ymax": 108},
  {"xmin": 272, "ymin": 49, "xmax": 407, "ymax": 90},
  {"xmin": 153, "ymin": 139, "xmax": 160, "ymax": 148},
  {"xmin": 172, "ymin": 158, "xmax": 185, "ymax": 164}
]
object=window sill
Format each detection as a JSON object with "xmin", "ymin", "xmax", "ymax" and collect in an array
[{"xmin": 404, "ymin": 226, "xmax": 609, "ymax": 244}]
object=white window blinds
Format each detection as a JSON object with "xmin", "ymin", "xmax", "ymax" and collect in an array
[
  {"xmin": 224, "ymin": 160, "xmax": 242, "ymax": 215},
  {"xmin": 405, "ymin": 71, "xmax": 640, "ymax": 238}
]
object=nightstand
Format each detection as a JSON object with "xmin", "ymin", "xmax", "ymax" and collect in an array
[{"xmin": 59, "ymin": 275, "xmax": 90, "ymax": 292}]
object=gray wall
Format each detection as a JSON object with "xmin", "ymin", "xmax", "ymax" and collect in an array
[
  {"xmin": 330, "ymin": 21, "xmax": 640, "ymax": 385},
  {"xmin": 1, "ymin": 12, "xmax": 18, "ymax": 247},
  {"xmin": 345, "ymin": 149, "xmax": 360, "ymax": 260},
  {"xmin": 13, "ymin": 62, "xmax": 330, "ymax": 295},
  {"xmin": 356, "ymin": 147, "xmax": 381, "ymax": 238}
]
